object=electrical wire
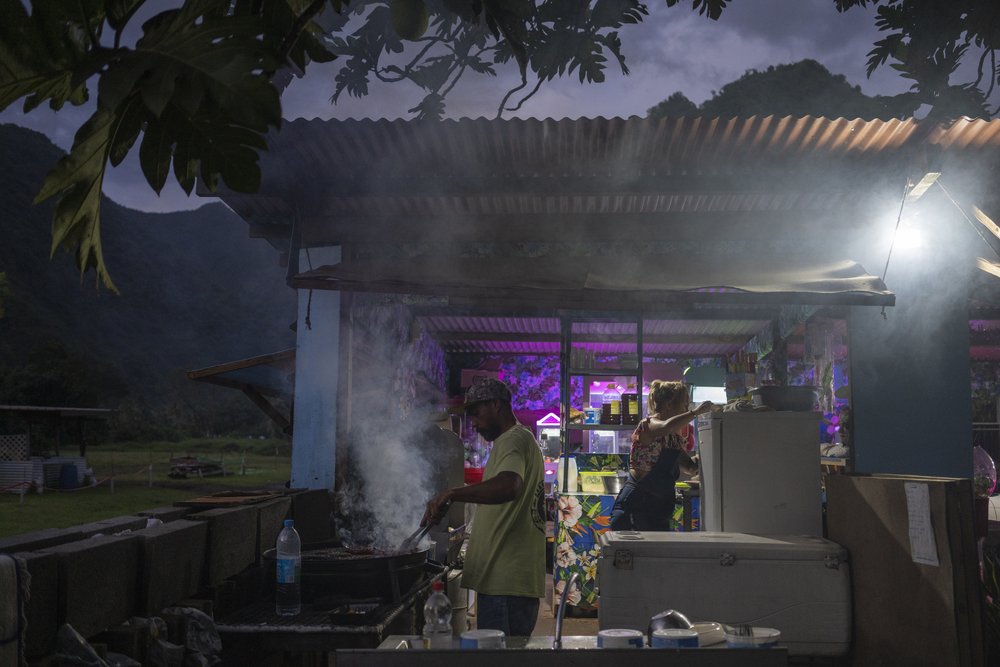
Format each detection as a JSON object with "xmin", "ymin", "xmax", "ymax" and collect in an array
[
  {"xmin": 881, "ymin": 180, "xmax": 912, "ymax": 284},
  {"xmin": 879, "ymin": 180, "xmax": 912, "ymax": 318},
  {"xmin": 935, "ymin": 180, "xmax": 1000, "ymax": 261},
  {"xmin": 305, "ymin": 247, "xmax": 314, "ymax": 331}
]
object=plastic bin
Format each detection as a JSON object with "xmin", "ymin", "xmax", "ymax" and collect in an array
[{"xmin": 59, "ymin": 464, "xmax": 79, "ymax": 489}]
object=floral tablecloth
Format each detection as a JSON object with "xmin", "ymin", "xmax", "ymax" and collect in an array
[{"xmin": 553, "ymin": 492, "xmax": 613, "ymax": 612}]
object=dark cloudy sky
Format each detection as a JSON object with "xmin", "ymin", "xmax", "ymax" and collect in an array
[{"xmin": 1, "ymin": 1, "xmax": 992, "ymax": 212}]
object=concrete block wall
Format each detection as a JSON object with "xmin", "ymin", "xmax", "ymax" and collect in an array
[
  {"xmin": 137, "ymin": 505, "xmax": 195, "ymax": 523},
  {"xmin": 188, "ymin": 506, "xmax": 259, "ymax": 586},
  {"xmin": 138, "ymin": 519, "xmax": 208, "ymax": 616},
  {"xmin": 15, "ymin": 550, "xmax": 58, "ymax": 659},
  {"xmin": 256, "ymin": 497, "xmax": 292, "ymax": 563},
  {"xmin": 7, "ymin": 490, "xmax": 314, "ymax": 660},
  {"xmin": 72, "ymin": 515, "xmax": 150, "ymax": 538},
  {"xmin": 0, "ymin": 527, "xmax": 83, "ymax": 554},
  {"xmin": 36, "ymin": 533, "xmax": 143, "ymax": 639}
]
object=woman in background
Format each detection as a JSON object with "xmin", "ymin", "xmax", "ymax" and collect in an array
[{"xmin": 610, "ymin": 380, "xmax": 712, "ymax": 531}]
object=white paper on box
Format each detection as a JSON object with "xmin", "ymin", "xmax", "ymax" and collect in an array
[{"xmin": 904, "ymin": 482, "xmax": 939, "ymax": 567}]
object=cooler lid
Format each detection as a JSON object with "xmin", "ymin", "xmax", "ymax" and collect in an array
[{"xmin": 597, "ymin": 531, "xmax": 844, "ymax": 561}]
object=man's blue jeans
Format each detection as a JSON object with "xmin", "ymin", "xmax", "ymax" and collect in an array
[{"xmin": 477, "ymin": 593, "xmax": 540, "ymax": 637}]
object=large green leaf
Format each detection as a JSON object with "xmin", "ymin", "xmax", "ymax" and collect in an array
[
  {"xmin": 664, "ymin": 0, "xmax": 729, "ymax": 21},
  {"xmin": 0, "ymin": 0, "xmax": 92, "ymax": 111},
  {"xmin": 139, "ymin": 114, "xmax": 175, "ymax": 193},
  {"xmin": 24, "ymin": 0, "xmax": 284, "ymax": 289},
  {"xmin": 35, "ymin": 107, "xmax": 121, "ymax": 291},
  {"xmin": 107, "ymin": 0, "xmax": 149, "ymax": 33}
]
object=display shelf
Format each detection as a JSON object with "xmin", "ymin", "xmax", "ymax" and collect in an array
[
  {"xmin": 568, "ymin": 368, "xmax": 640, "ymax": 376},
  {"xmin": 559, "ymin": 314, "xmax": 644, "ymax": 525},
  {"xmin": 566, "ymin": 423, "xmax": 637, "ymax": 431}
]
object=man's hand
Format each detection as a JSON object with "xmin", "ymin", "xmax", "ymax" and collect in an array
[{"xmin": 421, "ymin": 489, "xmax": 454, "ymax": 527}]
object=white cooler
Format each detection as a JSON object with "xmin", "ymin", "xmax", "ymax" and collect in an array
[{"xmin": 597, "ymin": 531, "xmax": 850, "ymax": 656}]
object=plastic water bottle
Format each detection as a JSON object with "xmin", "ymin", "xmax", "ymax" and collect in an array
[
  {"xmin": 421, "ymin": 579, "xmax": 452, "ymax": 648},
  {"xmin": 275, "ymin": 519, "xmax": 301, "ymax": 616}
]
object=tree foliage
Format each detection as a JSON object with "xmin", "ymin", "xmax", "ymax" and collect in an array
[
  {"xmin": 0, "ymin": 340, "xmax": 128, "ymax": 407},
  {"xmin": 1, "ymin": 0, "xmax": 997, "ymax": 292},
  {"xmin": 647, "ymin": 59, "xmax": 974, "ymax": 120},
  {"xmin": 836, "ymin": 0, "xmax": 998, "ymax": 122},
  {"xmin": 0, "ymin": 0, "xmax": 341, "ymax": 292},
  {"xmin": 329, "ymin": 0, "xmax": 650, "ymax": 119},
  {"xmin": 646, "ymin": 90, "xmax": 697, "ymax": 117}
]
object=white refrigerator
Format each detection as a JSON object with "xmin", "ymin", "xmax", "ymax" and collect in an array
[{"xmin": 697, "ymin": 411, "xmax": 822, "ymax": 535}]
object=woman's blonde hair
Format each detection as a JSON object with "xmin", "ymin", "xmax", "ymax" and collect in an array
[{"xmin": 647, "ymin": 380, "xmax": 689, "ymax": 414}]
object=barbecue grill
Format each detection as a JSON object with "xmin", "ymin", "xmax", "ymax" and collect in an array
[{"xmin": 216, "ymin": 560, "xmax": 446, "ymax": 663}]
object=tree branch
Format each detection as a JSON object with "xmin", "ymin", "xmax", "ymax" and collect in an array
[
  {"xmin": 974, "ymin": 47, "xmax": 989, "ymax": 89},
  {"xmin": 985, "ymin": 48, "xmax": 997, "ymax": 107},
  {"xmin": 375, "ymin": 30, "xmax": 451, "ymax": 83},
  {"xmin": 112, "ymin": 0, "xmax": 146, "ymax": 50},
  {"xmin": 439, "ymin": 61, "xmax": 467, "ymax": 97},
  {"xmin": 506, "ymin": 76, "xmax": 544, "ymax": 113},
  {"xmin": 278, "ymin": 0, "xmax": 330, "ymax": 62},
  {"xmin": 77, "ymin": 0, "xmax": 101, "ymax": 51},
  {"xmin": 496, "ymin": 74, "xmax": 529, "ymax": 119}
]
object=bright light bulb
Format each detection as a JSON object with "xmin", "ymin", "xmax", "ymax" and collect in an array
[{"xmin": 892, "ymin": 226, "xmax": 925, "ymax": 251}]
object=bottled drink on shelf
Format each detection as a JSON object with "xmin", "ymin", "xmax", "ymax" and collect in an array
[
  {"xmin": 422, "ymin": 579, "xmax": 453, "ymax": 649},
  {"xmin": 622, "ymin": 382, "xmax": 640, "ymax": 425},
  {"xmin": 601, "ymin": 383, "xmax": 622, "ymax": 425},
  {"xmin": 275, "ymin": 518, "xmax": 302, "ymax": 616}
]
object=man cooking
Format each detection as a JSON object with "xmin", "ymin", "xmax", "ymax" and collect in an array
[{"xmin": 421, "ymin": 377, "xmax": 546, "ymax": 637}]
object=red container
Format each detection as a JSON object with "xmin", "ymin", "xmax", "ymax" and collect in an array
[{"xmin": 464, "ymin": 467, "xmax": 485, "ymax": 484}]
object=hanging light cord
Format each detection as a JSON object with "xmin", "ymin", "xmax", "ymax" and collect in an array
[
  {"xmin": 881, "ymin": 180, "xmax": 912, "ymax": 284},
  {"xmin": 880, "ymin": 180, "xmax": 912, "ymax": 318},
  {"xmin": 304, "ymin": 247, "xmax": 314, "ymax": 331}
]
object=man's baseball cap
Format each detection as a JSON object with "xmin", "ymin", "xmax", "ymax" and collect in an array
[{"xmin": 464, "ymin": 377, "xmax": 512, "ymax": 408}]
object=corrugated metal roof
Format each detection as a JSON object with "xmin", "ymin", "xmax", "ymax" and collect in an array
[
  {"xmin": 219, "ymin": 114, "xmax": 1000, "ymax": 228},
  {"xmin": 419, "ymin": 315, "xmax": 559, "ymax": 335},
  {"xmin": 273, "ymin": 115, "xmax": 913, "ymax": 180},
  {"xmin": 417, "ymin": 315, "xmax": 772, "ymax": 356}
]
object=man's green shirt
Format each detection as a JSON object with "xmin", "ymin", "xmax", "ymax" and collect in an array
[{"xmin": 461, "ymin": 423, "xmax": 546, "ymax": 598}]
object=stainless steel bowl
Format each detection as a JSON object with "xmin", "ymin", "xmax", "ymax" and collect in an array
[{"xmin": 602, "ymin": 474, "xmax": 625, "ymax": 494}]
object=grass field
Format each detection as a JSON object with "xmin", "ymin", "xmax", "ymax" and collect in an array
[{"xmin": 0, "ymin": 437, "xmax": 292, "ymax": 538}]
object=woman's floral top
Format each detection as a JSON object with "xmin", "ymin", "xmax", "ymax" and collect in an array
[{"xmin": 630, "ymin": 418, "xmax": 687, "ymax": 478}]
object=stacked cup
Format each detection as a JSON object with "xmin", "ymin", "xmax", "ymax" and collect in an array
[
  {"xmin": 651, "ymin": 628, "xmax": 699, "ymax": 648},
  {"xmin": 597, "ymin": 629, "xmax": 645, "ymax": 648},
  {"xmin": 459, "ymin": 629, "xmax": 505, "ymax": 649}
]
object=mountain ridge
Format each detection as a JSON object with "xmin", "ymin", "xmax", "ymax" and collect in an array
[{"xmin": 0, "ymin": 123, "xmax": 297, "ymax": 435}]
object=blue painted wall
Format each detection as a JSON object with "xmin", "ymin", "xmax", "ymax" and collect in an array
[
  {"xmin": 849, "ymin": 243, "xmax": 973, "ymax": 477},
  {"xmin": 291, "ymin": 246, "xmax": 341, "ymax": 490}
]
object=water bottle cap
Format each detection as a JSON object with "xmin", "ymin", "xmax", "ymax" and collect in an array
[
  {"xmin": 431, "ymin": 579, "xmax": 445, "ymax": 591},
  {"xmin": 283, "ymin": 519, "xmax": 294, "ymax": 528}
]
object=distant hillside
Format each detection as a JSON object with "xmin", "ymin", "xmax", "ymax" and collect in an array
[{"xmin": 0, "ymin": 123, "xmax": 296, "ymax": 436}]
